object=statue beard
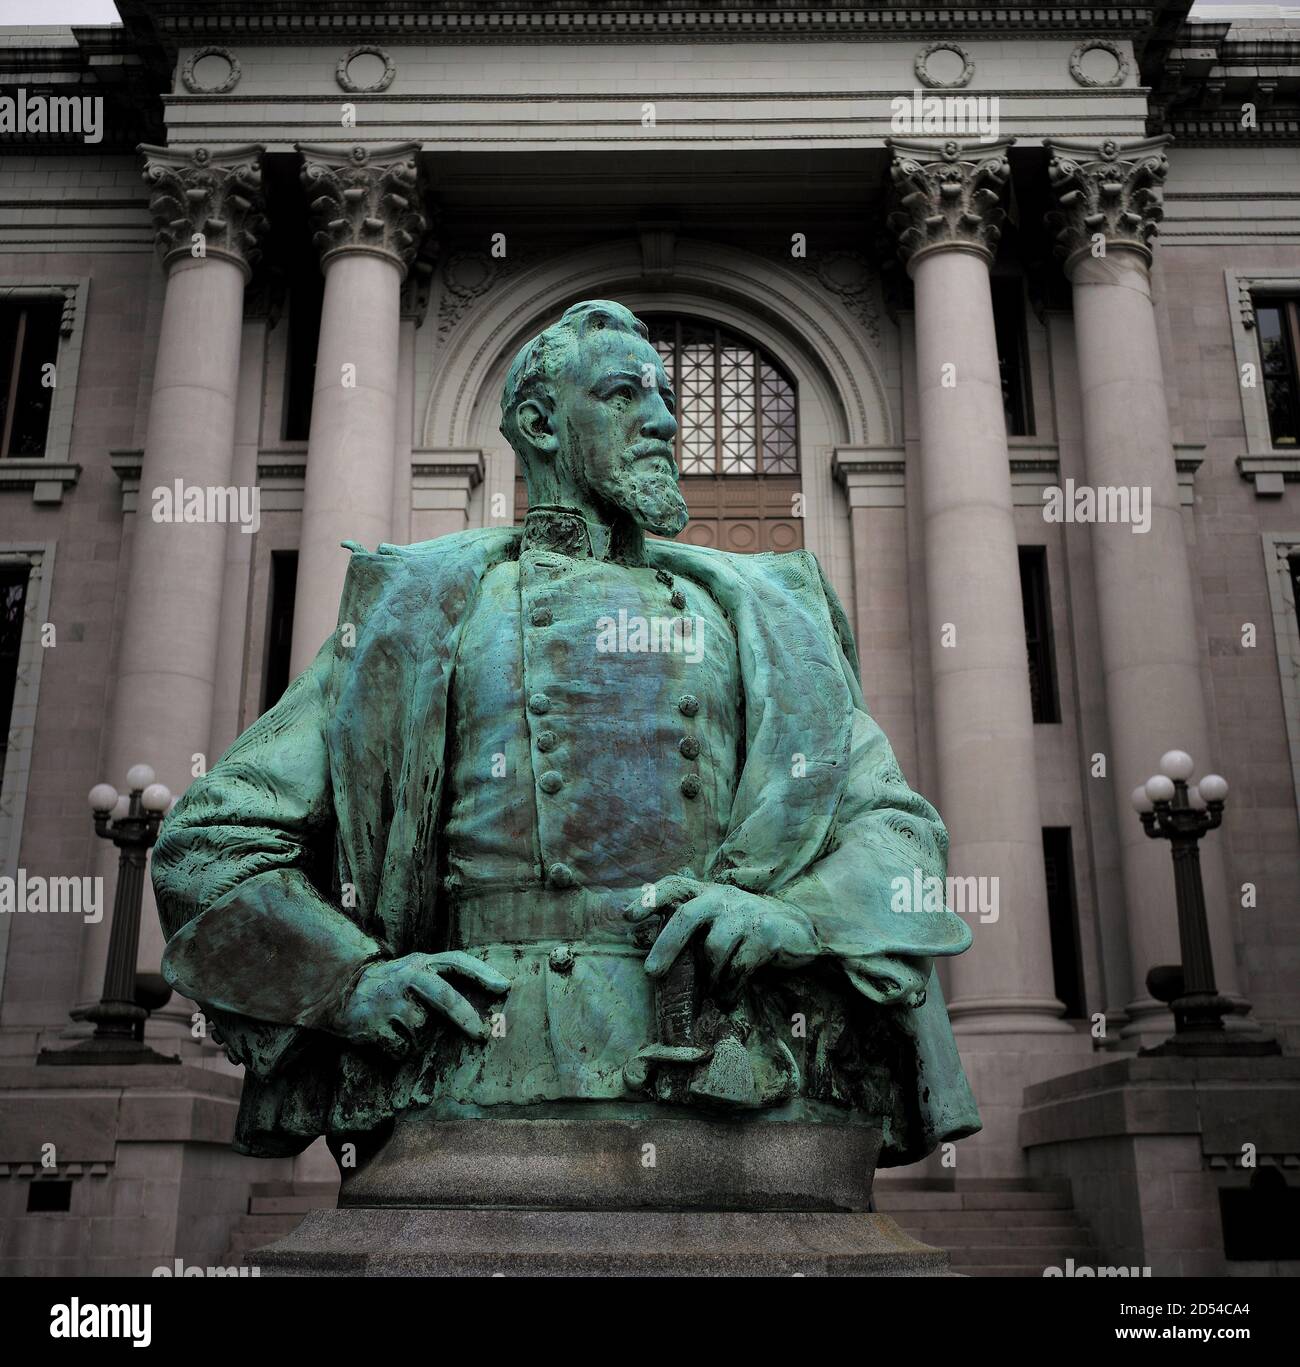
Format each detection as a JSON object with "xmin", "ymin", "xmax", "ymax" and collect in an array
[{"xmin": 618, "ymin": 464, "xmax": 690, "ymax": 538}]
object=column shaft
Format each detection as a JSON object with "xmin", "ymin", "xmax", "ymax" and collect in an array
[
  {"xmin": 1070, "ymin": 249, "xmax": 1239, "ymax": 1018},
  {"xmin": 289, "ymin": 251, "xmax": 402, "ymax": 671},
  {"xmin": 912, "ymin": 249, "xmax": 1067, "ymax": 1031},
  {"xmin": 81, "ymin": 145, "xmax": 265, "ymax": 1010},
  {"xmin": 888, "ymin": 138, "xmax": 1068, "ymax": 1034},
  {"xmin": 1048, "ymin": 137, "xmax": 1240, "ymax": 1034},
  {"xmin": 288, "ymin": 142, "xmax": 426, "ymax": 674}
]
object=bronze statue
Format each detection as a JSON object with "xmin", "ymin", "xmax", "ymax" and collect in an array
[{"xmin": 152, "ymin": 300, "xmax": 979, "ymax": 1175}]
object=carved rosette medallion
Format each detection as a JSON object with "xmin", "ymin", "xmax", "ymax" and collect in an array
[
  {"xmin": 1044, "ymin": 136, "xmax": 1170, "ymax": 269},
  {"xmin": 297, "ymin": 142, "xmax": 428, "ymax": 276},
  {"xmin": 138, "ymin": 143, "xmax": 268, "ymax": 278},
  {"xmin": 885, "ymin": 138, "xmax": 1014, "ymax": 272}
]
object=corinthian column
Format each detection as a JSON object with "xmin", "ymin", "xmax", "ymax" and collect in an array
[
  {"xmin": 80, "ymin": 145, "xmax": 266, "ymax": 1011},
  {"xmin": 888, "ymin": 139, "xmax": 1069, "ymax": 1036},
  {"xmin": 288, "ymin": 143, "xmax": 427, "ymax": 673},
  {"xmin": 1045, "ymin": 137, "xmax": 1241, "ymax": 1035}
]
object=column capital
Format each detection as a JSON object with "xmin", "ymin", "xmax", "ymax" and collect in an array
[
  {"xmin": 298, "ymin": 142, "xmax": 428, "ymax": 277},
  {"xmin": 1044, "ymin": 136, "xmax": 1171, "ymax": 273},
  {"xmin": 138, "ymin": 143, "xmax": 268, "ymax": 280},
  {"xmin": 885, "ymin": 137, "xmax": 1014, "ymax": 274}
]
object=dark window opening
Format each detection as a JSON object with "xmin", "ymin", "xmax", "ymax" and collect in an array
[
  {"xmin": 0, "ymin": 298, "xmax": 61, "ymax": 458},
  {"xmin": 27, "ymin": 1180, "xmax": 72, "ymax": 1213},
  {"xmin": 1043, "ymin": 827, "xmax": 1085, "ymax": 1020},
  {"xmin": 1220, "ymin": 1167, "xmax": 1300, "ymax": 1261},
  {"xmin": 1289, "ymin": 550, "xmax": 1300, "ymax": 640},
  {"xmin": 0, "ymin": 565, "xmax": 30, "ymax": 788},
  {"xmin": 1257, "ymin": 298, "xmax": 1300, "ymax": 449},
  {"xmin": 282, "ymin": 266, "xmax": 323, "ymax": 442},
  {"xmin": 261, "ymin": 551, "xmax": 298, "ymax": 714},
  {"xmin": 992, "ymin": 276, "xmax": 1034, "ymax": 438},
  {"xmin": 1019, "ymin": 546, "xmax": 1060, "ymax": 724}
]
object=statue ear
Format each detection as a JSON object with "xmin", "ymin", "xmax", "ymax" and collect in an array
[{"xmin": 516, "ymin": 398, "xmax": 559, "ymax": 458}]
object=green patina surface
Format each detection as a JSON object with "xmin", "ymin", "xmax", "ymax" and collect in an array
[{"xmin": 151, "ymin": 300, "xmax": 980, "ymax": 1167}]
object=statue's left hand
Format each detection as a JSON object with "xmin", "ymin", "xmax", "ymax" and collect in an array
[{"xmin": 626, "ymin": 876, "xmax": 819, "ymax": 997}]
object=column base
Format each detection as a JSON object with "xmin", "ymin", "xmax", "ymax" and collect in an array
[{"xmin": 949, "ymin": 996, "xmax": 1077, "ymax": 1035}]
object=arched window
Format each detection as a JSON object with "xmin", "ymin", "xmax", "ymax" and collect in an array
[{"xmin": 645, "ymin": 316, "xmax": 798, "ymax": 475}]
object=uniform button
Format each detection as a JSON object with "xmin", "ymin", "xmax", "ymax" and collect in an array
[
  {"xmin": 678, "ymin": 694, "xmax": 699, "ymax": 717},
  {"xmin": 528, "ymin": 692, "xmax": 551, "ymax": 715},
  {"xmin": 548, "ymin": 944, "xmax": 575, "ymax": 974},
  {"xmin": 535, "ymin": 729, "xmax": 558, "ymax": 753},
  {"xmin": 539, "ymin": 770, "xmax": 564, "ymax": 794},
  {"xmin": 530, "ymin": 606, "xmax": 553, "ymax": 627},
  {"xmin": 681, "ymin": 774, "xmax": 702, "ymax": 799},
  {"xmin": 548, "ymin": 862, "xmax": 578, "ymax": 889},
  {"xmin": 671, "ymin": 590, "xmax": 686, "ymax": 610},
  {"xmin": 679, "ymin": 736, "xmax": 701, "ymax": 760}
]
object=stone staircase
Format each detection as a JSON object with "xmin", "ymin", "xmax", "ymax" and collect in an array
[
  {"xmin": 225, "ymin": 1180, "xmax": 339, "ymax": 1267},
  {"xmin": 873, "ymin": 1177, "xmax": 1099, "ymax": 1277}
]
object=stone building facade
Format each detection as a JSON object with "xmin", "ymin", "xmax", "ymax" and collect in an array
[{"xmin": 0, "ymin": 1, "xmax": 1298, "ymax": 1275}]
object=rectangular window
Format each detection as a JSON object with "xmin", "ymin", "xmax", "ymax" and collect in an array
[
  {"xmin": 1019, "ymin": 546, "xmax": 1060, "ymax": 724},
  {"xmin": 0, "ymin": 299, "xmax": 61, "ymax": 458},
  {"xmin": 1256, "ymin": 298, "xmax": 1300, "ymax": 448},
  {"xmin": 1042, "ymin": 827, "xmax": 1085, "ymax": 1020},
  {"xmin": 261, "ymin": 551, "xmax": 298, "ymax": 714},
  {"xmin": 0, "ymin": 565, "xmax": 30, "ymax": 787},
  {"xmin": 992, "ymin": 276, "xmax": 1034, "ymax": 438}
]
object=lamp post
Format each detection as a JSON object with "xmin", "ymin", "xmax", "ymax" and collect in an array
[
  {"xmin": 39, "ymin": 765, "xmax": 180, "ymax": 1066},
  {"xmin": 1131, "ymin": 749, "xmax": 1278, "ymax": 1057}
]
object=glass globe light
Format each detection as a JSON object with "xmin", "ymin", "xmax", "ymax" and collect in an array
[
  {"xmin": 125, "ymin": 763, "xmax": 156, "ymax": 792},
  {"xmin": 141, "ymin": 783, "xmax": 172, "ymax": 813},
  {"xmin": 111, "ymin": 795, "xmax": 131, "ymax": 821},
  {"xmin": 1130, "ymin": 785, "xmax": 1154, "ymax": 814},
  {"xmin": 1199, "ymin": 774, "xmax": 1229, "ymax": 803},
  {"xmin": 1159, "ymin": 750, "xmax": 1195, "ymax": 782},
  {"xmin": 1145, "ymin": 774, "xmax": 1176, "ymax": 805},
  {"xmin": 88, "ymin": 783, "xmax": 118, "ymax": 814},
  {"xmin": 1187, "ymin": 784, "xmax": 1207, "ymax": 811}
]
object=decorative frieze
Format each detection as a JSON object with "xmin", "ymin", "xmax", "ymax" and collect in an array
[
  {"xmin": 138, "ymin": 144, "xmax": 267, "ymax": 278},
  {"xmin": 885, "ymin": 138, "xmax": 1014, "ymax": 270},
  {"xmin": 298, "ymin": 142, "xmax": 427, "ymax": 276},
  {"xmin": 1044, "ymin": 136, "xmax": 1170, "ymax": 267}
]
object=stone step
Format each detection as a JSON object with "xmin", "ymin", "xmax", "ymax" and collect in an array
[
  {"xmin": 934, "ymin": 1225, "xmax": 1095, "ymax": 1248},
  {"xmin": 875, "ymin": 1189, "xmax": 1072, "ymax": 1211},
  {"xmin": 947, "ymin": 1246, "xmax": 1095, "ymax": 1271},
  {"xmin": 950, "ymin": 1264, "xmax": 1050, "ymax": 1278},
  {"xmin": 881, "ymin": 1208, "xmax": 1089, "ymax": 1230},
  {"xmin": 874, "ymin": 1177, "xmax": 1071, "ymax": 1194},
  {"xmin": 225, "ymin": 1213, "xmax": 306, "ymax": 1265}
]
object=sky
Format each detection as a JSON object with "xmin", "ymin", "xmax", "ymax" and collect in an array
[{"xmin": 0, "ymin": 0, "xmax": 1296, "ymax": 23}]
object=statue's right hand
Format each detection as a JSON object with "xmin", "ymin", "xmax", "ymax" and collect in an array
[{"xmin": 326, "ymin": 952, "xmax": 510, "ymax": 1057}]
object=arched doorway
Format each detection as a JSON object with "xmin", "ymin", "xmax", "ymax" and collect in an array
[{"xmin": 513, "ymin": 313, "xmax": 804, "ymax": 554}]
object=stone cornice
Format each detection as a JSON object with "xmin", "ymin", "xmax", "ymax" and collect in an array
[
  {"xmin": 298, "ymin": 142, "xmax": 427, "ymax": 276},
  {"xmin": 1044, "ymin": 135, "xmax": 1170, "ymax": 268},
  {"xmin": 885, "ymin": 138, "xmax": 1014, "ymax": 272},
  {"xmin": 121, "ymin": 4, "xmax": 1179, "ymax": 48},
  {"xmin": 138, "ymin": 142, "xmax": 268, "ymax": 278}
]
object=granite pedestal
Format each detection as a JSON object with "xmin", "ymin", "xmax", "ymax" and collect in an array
[{"xmin": 255, "ymin": 1108, "xmax": 952, "ymax": 1276}]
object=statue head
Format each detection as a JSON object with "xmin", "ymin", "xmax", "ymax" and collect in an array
[{"xmin": 500, "ymin": 299, "xmax": 688, "ymax": 538}]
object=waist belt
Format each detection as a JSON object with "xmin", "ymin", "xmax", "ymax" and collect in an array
[{"xmin": 451, "ymin": 885, "xmax": 645, "ymax": 948}]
